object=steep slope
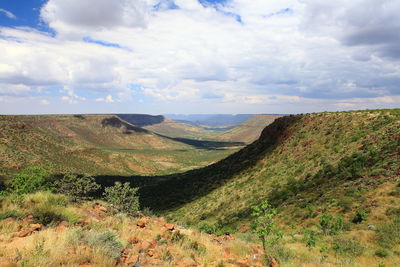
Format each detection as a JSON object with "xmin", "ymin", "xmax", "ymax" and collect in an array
[
  {"xmin": 142, "ymin": 117, "xmax": 211, "ymax": 139},
  {"xmin": 0, "ymin": 115, "xmax": 235, "ymax": 177},
  {"xmin": 165, "ymin": 114, "xmax": 254, "ymax": 127},
  {"xmin": 213, "ymin": 114, "xmax": 281, "ymax": 143},
  {"xmin": 135, "ymin": 114, "xmax": 280, "ymax": 144},
  {"xmin": 0, "ymin": 192, "xmax": 264, "ymax": 267},
  {"xmin": 127, "ymin": 109, "xmax": 400, "ymax": 265},
  {"xmin": 136, "ymin": 110, "xmax": 399, "ymax": 229}
]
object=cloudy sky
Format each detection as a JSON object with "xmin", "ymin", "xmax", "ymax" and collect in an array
[{"xmin": 0, "ymin": 0, "xmax": 399, "ymax": 114}]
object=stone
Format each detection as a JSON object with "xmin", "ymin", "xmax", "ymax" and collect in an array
[
  {"xmin": 126, "ymin": 255, "xmax": 139, "ymax": 265},
  {"xmin": 30, "ymin": 224, "xmax": 42, "ymax": 231},
  {"xmin": 165, "ymin": 223, "xmax": 175, "ymax": 231},
  {"xmin": 129, "ymin": 236, "xmax": 138, "ymax": 244},
  {"xmin": 136, "ymin": 221, "xmax": 146, "ymax": 228},
  {"xmin": 56, "ymin": 225, "xmax": 67, "ymax": 231},
  {"xmin": 98, "ymin": 206, "xmax": 107, "ymax": 212},
  {"xmin": 147, "ymin": 249, "xmax": 155, "ymax": 257},
  {"xmin": 17, "ymin": 229, "xmax": 31, "ymax": 238},
  {"xmin": 270, "ymin": 257, "xmax": 279, "ymax": 267}
]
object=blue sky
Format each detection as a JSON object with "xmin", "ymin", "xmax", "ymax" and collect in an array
[{"xmin": 0, "ymin": 0, "xmax": 399, "ymax": 114}]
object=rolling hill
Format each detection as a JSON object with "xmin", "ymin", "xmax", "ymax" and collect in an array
[
  {"xmin": 119, "ymin": 114, "xmax": 280, "ymax": 144},
  {"xmin": 0, "ymin": 115, "xmax": 238, "ymax": 177},
  {"xmin": 110, "ymin": 109, "xmax": 400, "ymax": 265}
]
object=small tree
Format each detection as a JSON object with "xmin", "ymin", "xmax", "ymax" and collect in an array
[
  {"xmin": 9, "ymin": 167, "xmax": 52, "ymax": 195},
  {"xmin": 251, "ymin": 200, "xmax": 283, "ymax": 255},
  {"xmin": 54, "ymin": 174, "xmax": 100, "ymax": 201},
  {"xmin": 103, "ymin": 182, "xmax": 140, "ymax": 215}
]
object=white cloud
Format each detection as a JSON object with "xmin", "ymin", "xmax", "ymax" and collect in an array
[
  {"xmin": 61, "ymin": 86, "xmax": 86, "ymax": 104},
  {"xmin": 0, "ymin": 8, "xmax": 16, "ymax": 19},
  {"xmin": 95, "ymin": 95, "xmax": 115, "ymax": 103},
  {"xmin": 0, "ymin": 0, "xmax": 399, "ymax": 114},
  {"xmin": 41, "ymin": 0, "xmax": 148, "ymax": 39}
]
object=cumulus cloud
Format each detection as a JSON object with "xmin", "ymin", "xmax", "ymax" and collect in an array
[
  {"xmin": 95, "ymin": 95, "xmax": 115, "ymax": 103},
  {"xmin": 0, "ymin": 0, "xmax": 399, "ymax": 114},
  {"xmin": 61, "ymin": 86, "xmax": 86, "ymax": 104},
  {"xmin": 41, "ymin": 0, "xmax": 148, "ymax": 38},
  {"xmin": 301, "ymin": 0, "xmax": 400, "ymax": 59}
]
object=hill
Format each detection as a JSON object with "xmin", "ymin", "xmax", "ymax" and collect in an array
[
  {"xmin": 122, "ymin": 109, "xmax": 399, "ymax": 266},
  {"xmin": 212, "ymin": 115, "xmax": 281, "ymax": 143},
  {"xmin": 0, "ymin": 192, "xmax": 264, "ymax": 266},
  {"xmin": 0, "ymin": 115, "xmax": 237, "ymax": 177},
  {"xmin": 123, "ymin": 114, "xmax": 280, "ymax": 144},
  {"xmin": 165, "ymin": 114, "xmax": 254, "ymax": 127}
]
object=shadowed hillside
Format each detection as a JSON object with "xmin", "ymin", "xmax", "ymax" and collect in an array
[
  {"xmin": 117, "ymin": 114, "xmax": 165, "ymax": 127},
  {"xmin": 103, "ymin": 110, "xmax": 399, "ymax": 231},
  {"xmin": 0, "ymin": 115, "xmax": 240, "ymax": 177},
  {"xmin": 133, "ymin": 114, "xmax": 280, "ymax": 144}
]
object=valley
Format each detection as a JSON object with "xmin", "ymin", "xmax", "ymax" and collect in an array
[{"xmin": 0, "ymin": 109, "xmax": 399, "ymax": 266}]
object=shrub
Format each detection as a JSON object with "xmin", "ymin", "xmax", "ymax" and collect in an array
[
  {"xmin": 103, "ymin": 182, "xmax": 139, "ymax": 215},
  {"xmin": 32, "ymin": 205, "xmax": 64, "ymax": 226},
  {"xmin": 269, "ymin": 246, "xmax": 294, "ymax": 263},
  {"xmin": 303, "ymin": 229, "xmax": 317, "ymax": 248},
  {"xmin": 54, "ymin": 174, "xmax": 100, "ymax": 201},
  {"xmin": 9, "ymin": 167, "xmax": 52, "ymax": 195},
  {"xmin": 319, "ymin": 212, "xmax": 343, "ymax": 235},
  {"xmin": 198, "ymin": 221, "xmax": 218, "ymax": 234},
  {"xmin": 32, "ymin": 203, "xmax": 82, "ymax": 225},
  {"xmin": 375, "ymin": 248, "xmax": 389, "ymax": 258},
  {"xmin": 352, "ymin": 210, "xmax": 368, "ymax": 224},
  {"xmin": 251, "ymin": 200, "xmax": 283, "ymax": 254},
  {"xmin": 86, "ymin": 230, "xmax": 124, "ymax": 259}
]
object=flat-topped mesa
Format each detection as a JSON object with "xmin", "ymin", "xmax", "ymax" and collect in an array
[{"xmin": 116, "ymin": 114, "xmax": 165, "ymax": 127}]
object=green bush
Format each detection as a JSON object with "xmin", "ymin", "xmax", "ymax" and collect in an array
[
  {"xmin": 86, "ymin": 230, "xmax": 124, "ymax": 259},
  {"xmin": 9, "ymin": 167, "xmax": 52, "ymax": 195},
  {"xmin": 103, "ymin": 182, "xmax": 139, "ymax": 215},
  {"xmin": 251, "ymin": 200, "xmax": 283, "ymax": 253},
  {"xmin": 198, "ymin": 221, "xmax": 218, "ymax": 234},
  {"xmin": 375, "ymin": 248, "xmax": 389, "ymax": 258},
  {"xmin": 54, "ymin": 174, "xmax": 100, "ymax": 201},
  {"xmin": 319, "ymin": 212, "xmax": 343, "ymax": 235},
  {"xmin": 352, "ymin": 210, "xmax": 368, "ymax": 224},
  {"xmin": 303, "ymin": 229, "xmax": 317, "ymax": 248},
  {"xmin": 32, "ymin": 205, "xmax": 64, "ymax": 226}
]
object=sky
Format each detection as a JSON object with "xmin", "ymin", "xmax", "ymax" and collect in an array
[{"xmin": 0, "ymin": 0, "xmax": 399, "ymax": 114}]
